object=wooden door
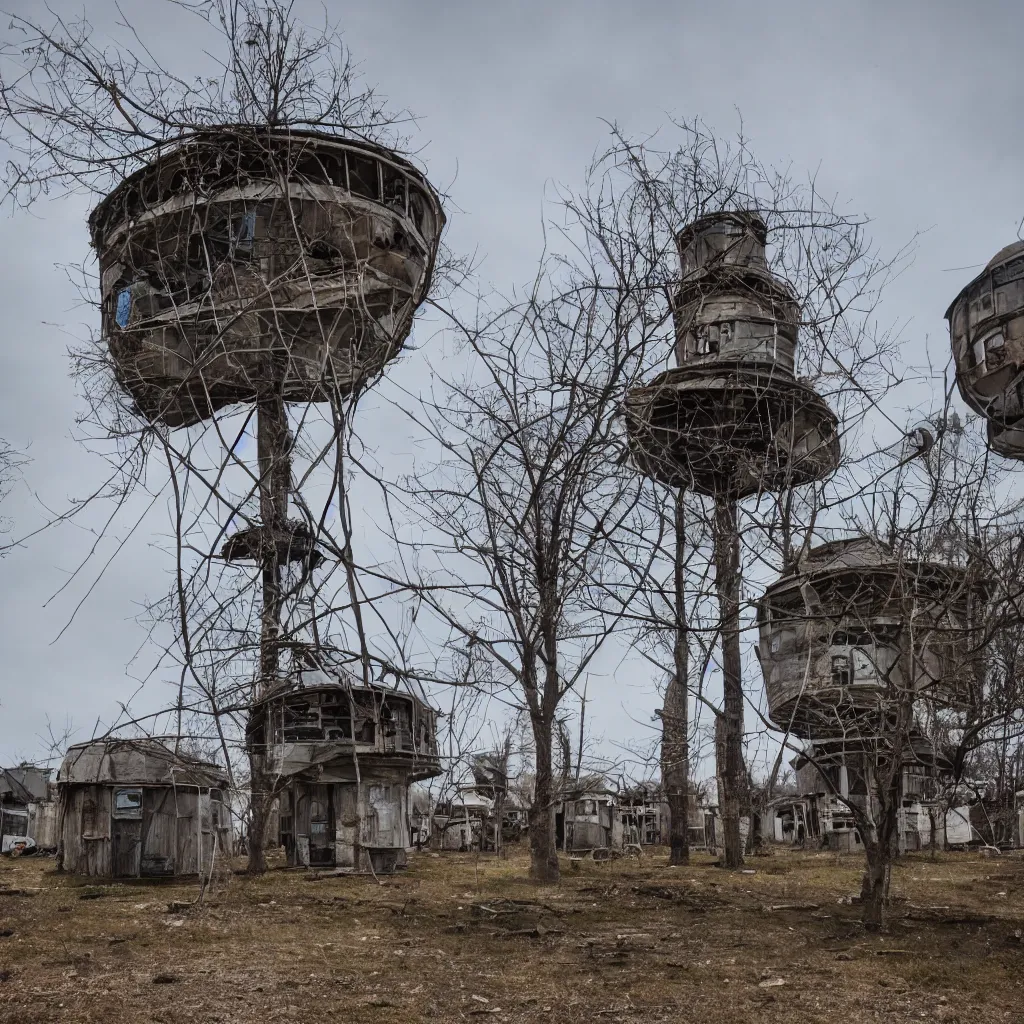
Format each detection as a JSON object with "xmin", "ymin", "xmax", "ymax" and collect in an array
[
  {"xmin": 140, "ymin": 788, "xmax": 176, "ymax": 876},
  {"xmin": 308, "ymin": 785, "xmax": 334, "ymax": 866},
  {"xmin": 112, "ymin": 818, "xmax": 142, "ymax": 876},
  {"xmin": 335, "ymin": 784, "xmax": 358, "ymax": 867}
]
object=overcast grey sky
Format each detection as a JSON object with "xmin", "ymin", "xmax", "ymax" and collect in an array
[{"xmin": 0, "ymin": 0, "xmax": 1020, "ymax": 770}]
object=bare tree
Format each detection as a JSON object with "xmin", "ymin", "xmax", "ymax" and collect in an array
[
  {"xmin": 386, "ymin": 268, "xmax": 656, "ymax": 881},
  {"xmin": 758, "ymin": 403, "xmax": 1023, "ymax": 929},
  {"xmin": 0, "ymin": 0, "xmax": 452, "ymax": 873},
  {"xmin": 532, "ymin": 121, "xmax": 910, "ymax": 871}
]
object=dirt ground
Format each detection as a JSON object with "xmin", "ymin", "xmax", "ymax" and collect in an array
[{"xmin": 2, "ymin": 846, "xmax": 1024, "ymax": 1023}]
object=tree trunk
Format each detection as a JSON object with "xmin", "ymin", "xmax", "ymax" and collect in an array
[
  {"xmin": 860, "ymin": 833, "xmax": 891, "ymax": 931},
  {"xmin": 247, "ymin": 389, "xmax": 291, "ymax": 874},
  {"xmin": 257, "ymin": 391, "xmax": 290, "ymax": 684},
  {"xmin": 713, "ymin": 496, "xmax": 744, "ymax": 869},
  {"xmin": 860, "ymin": 627, "xmax": 913, "ymax": 928},
  {"xmin": 663, "ymin": 487, "xmax": 690, "ymax": 865},
  {"xmin": 861, "ymin": 787, "xmax": 899, "ymax": 931},
  {"xmin": 246, "ymin": 761, "xmax": 271, "ymax": 876},
  {"xmin": 529, "ymin": 713, "xmax": 560, "ymax": 883}
]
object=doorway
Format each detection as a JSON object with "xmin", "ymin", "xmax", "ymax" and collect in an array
[
  {"xmin": 308, "ymin": 786, "xmax": 335, "ymax": 867},
  {"xmin": 111, "ymin": 787, "xmax": 143, "ymax": 877}
]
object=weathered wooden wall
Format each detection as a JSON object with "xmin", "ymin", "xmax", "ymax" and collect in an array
[
  {"xmin": 60, "ymin": 784, "xmax": 228, "ymax": 878},
  {"xmin": 281, "ymin": 776, "xmax": 410, "ymax": 870}
]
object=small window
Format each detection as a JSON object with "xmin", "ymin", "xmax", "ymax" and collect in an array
[
  {"xmin": 971, "ymin": 338, "xmax": 987, "ymax": 371},
  {"xmin": 115, "ymin": 288, "xmax": 133, "ymax": 328},
  {"xmin": 851, "ymin": 648, "xmax": 874, "ymax": 681},
  {"xmin": 409, "ymin": 189, "xmax": 428, "ymax": 232},
  {"xmin": 113, "ymin": 787, "xmax": 143, "ymax": 820},
  {"xmin": 382, "ymin": 169, "xmax": 407, "ymax": 213},
  {"xmin": 305, "ymin": 236, "xmax": 342, "ymax": 262},
  {"xmin": 1014, "ymin": 379, "xmax": 1024, "ymax": 418},
  {"xmin": 693, "ymin": 325, "xmax": 717, "ymax": 356},
  {"xmin": 347, "ymin": 153, "xmax": 380, "ymax": 200},
  {"xmin": 234, "ymin": 210, "xmax": 256, "ymax": 250},
  {"xmin": 831, "ymin": 654, "xmax": 851, "ymax": 688}
]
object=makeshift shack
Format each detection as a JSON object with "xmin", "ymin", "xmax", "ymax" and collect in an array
[
  {"xmin": 619, "ymin": 782, "xmax": 667, "ymax": 846},
  {"xmin": 556, "ymin": 778, "xmax": 623, "ymax": 854},
  {"xmin": 1, "ymin": 765, "xmax": 58, "ymax": 853},
  {"xmin": 58, "ymin": 739, "xmax": 230, "ymax": 877},
  {"xmin": 618, "ymin": 780, "xmax": 717, "ymax": 851},
  {"xmin": 248, "ymin": 667, "xmax": 442, "ymax": 873},
  {"xmin": 772, "ymin": 746, "xmax": 974, "ymax": 852},
  {"xmin": 433, "ymin": 789, "xmax": 494, "ymax": 851}
]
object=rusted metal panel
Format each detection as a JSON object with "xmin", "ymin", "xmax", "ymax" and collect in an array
[
  {"xmin": 26, "ymin": 799, "xmax": 59, "ymax": 849},
  {"xmin": 335, "ymin": 783, "xmax": 358, "ymax": 867},
  {"xmin": 363, "ymin": 783, "xmax": 399, "ymax": 847}
]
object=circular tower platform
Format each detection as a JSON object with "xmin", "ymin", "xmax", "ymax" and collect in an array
[
  {"xmin": 946, "ymin": 241, "xmax": 1024, "ymax": 458},
  {"xmin": 624, "ymin": 363, "xmax": 838, "ymax": 495},
  {"xmin": 89, "ymin": 129, "xmax": 445, "ymax": 428},
  {"xmin": 220, "ymin": 519, "xmax": 325, "ymax": 569},
  {"xmin": 757, "ymin": 537, "xmax": 984, "ymax": 737}
]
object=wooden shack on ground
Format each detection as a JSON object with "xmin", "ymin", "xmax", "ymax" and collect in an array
[
  {"xmin": 58, "ymin": 739, "xmax": 230, "ymax": 878},
  {"xmin": 1, "ymin": 765, "xmax": 58, "ymax": 853},
  {"xmin": 433, "ymin": 789, "xmax": 495, "ymax": 851},
  {"xmin": 555, "ymin": 778, "xmax": 623, "ymax": 855},
  {"xmin": 248, "ymin": 668, "xmax": 442, "ymax": 873}
]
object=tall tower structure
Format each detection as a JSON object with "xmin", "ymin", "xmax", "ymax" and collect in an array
[
  {"xmin": 624, "ymin": 211, "xmax": 840, "ymax": 866},
  {"xmin": 757, "ymin": 537, "xmax": 982, "ymax": 848},
  {"xmin": 88, "ymin": 127, "xmax": 446, "ymax": 869},
  {"xmin": 946, "ymin": 242, "xmax": 1024, "ymax": 458}
]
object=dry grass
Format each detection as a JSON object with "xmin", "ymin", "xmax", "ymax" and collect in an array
[{"xmin": 2, "ymin": 846, "xmax": 1024, "ymax": 1022}]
